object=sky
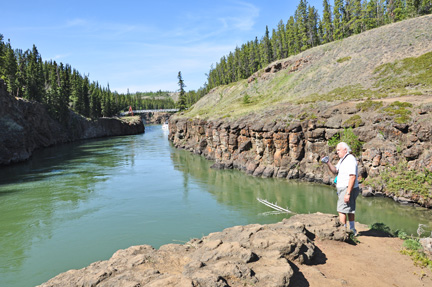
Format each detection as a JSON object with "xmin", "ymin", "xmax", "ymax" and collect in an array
[{"xmin": 1, "ymin": 0, "xmax": 323, "ymax": 94}]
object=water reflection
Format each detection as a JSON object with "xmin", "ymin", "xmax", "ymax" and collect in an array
[
  {"xmin": 170, "ymin": 146, "xmax": 432, "ymax": 235},
  {"xmin": 0, "ymin": 136, "xmax": 139, "ymax": 285}
]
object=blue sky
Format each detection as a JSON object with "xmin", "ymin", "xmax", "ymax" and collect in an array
[{"xmin": 1, "ymin": 0, "xmax": 323, "ymax": 93}]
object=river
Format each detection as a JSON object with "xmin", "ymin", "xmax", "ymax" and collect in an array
[{"xmin": 1, "ymin": 125, "xmax": 431, "ymax": 287}]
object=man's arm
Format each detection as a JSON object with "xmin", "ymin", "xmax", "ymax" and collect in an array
[{"xmin": 325, "ymin": 161, "xmax": 338, "ymax": 175}]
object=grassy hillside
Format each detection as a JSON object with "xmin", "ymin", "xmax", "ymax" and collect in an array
[{"xmin": 182, "ymin": 15, "xmax": 432, "ymax": 120}]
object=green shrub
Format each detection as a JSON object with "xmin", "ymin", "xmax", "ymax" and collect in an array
[
  {"xmin": 242, "ymin": 94, "xmax": 251, "ymax": 104},
  {"xmin": 374, "ymin": 51, "xmax": 432, "ymax": 95},
  {"xmin": 343, "ymin": 115, "xmax": 364, "ymax": 128},
  {"xmin": 382, "ymin": 101, "xmax": 413, "ymax": 124},
  {"xmin": 370, "ymin": 222, "xmax": 394, "ymax": 236},
  {"xmin": 356, "ymin": 99, "xmax": 383, "ymax": 111},
  {"xmin": 327, "ymin": 127, "xmax": 363, "ymax": 156},
  {"xmin": 297, "ymin": 84, "xmax": 383, "ymax": 104},
  {"xmin": 403, "ymin": 238, "xmax": 422, "ymax": 251},
  {"xmin": 401, "ymin": 238, "xmax": 432, "ymax": 270},
  {"xmin": 337, "ymin": 56, "xmax": 352, "ymax": 63},
  {"xmin": 379, "ymin": 161, "xmax": 432, "ymax": 200}
]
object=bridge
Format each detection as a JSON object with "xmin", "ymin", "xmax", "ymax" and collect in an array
[{"xmin": 120, "ymin": 109, "xmax": 179, "ymax": 116}]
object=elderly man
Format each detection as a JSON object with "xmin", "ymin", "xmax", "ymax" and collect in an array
[{"xmin": 321, "ymin": 142, "xmax": 360, "ymax": 235}]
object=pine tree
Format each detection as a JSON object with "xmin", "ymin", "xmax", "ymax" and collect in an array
[
  {"xmin": 234, "ymin": 46, "xmax": 243, "ymax": 80},
  {"xmin": 71, "ymin": 70, "xmax": 84, "ymax": 115},
  {"xmin": 248, "ymin": 40, "xmax": 259, "ymax": 75},
  {"xmin": 419, "ymin": 0, "xmax": 432, "ymax": 14},
  {"xmin": 260, "ymin": 26, "xmax": 273, "ymax": 67},
  {"xmin": 277, "ymin": 20, "xmax": 288, "ymax": 59},
  {"xmin": 46, "ymin": 61, "xmax": 59, "ymax": 116},
  {"xmin": 3, "ymin": 41, "xmax": 19, "ymax": 96},
  {"xmin": 365, "ymin": 0, "xmax": 378, "ymax": 30},
  {"xmin": 307, "ymin": 5, "xmax": 320, "ymax": 47},
  {"xmin": 285, "ymin": 16, "xmax": 297, "ymax": 55},
  {"xmin": 101, "ymin": 89, "xmax": 111, "ymax": 117},
  {"xmin": 82, "ymin": 75, "xmax": 90, "ymax": 117},
  {"xmin": 333, "ymin": 0, "xmax": 344, "ymax": 40},
  {"xmin": 376, "ymin": 0, "xmax": 387, "ymax": 26},
  {"xmin": 343, "ymin": 0, "xmax": 353, "ymax": 37},
  {"xmin": 322, "ymin": 0, "xmax": 334, "ymax": 43},
  {"xmin": 349, "ymin": 0, "xmax": 363, "ymax": 34},
  {"xmin": 24, "ymin": 45, "xmax": 45, "ymax": 102},
  {"xmin": 388, "ymin": 0, "xmax": 407, "ymax": 22},
  {"xmin": 176, "ymin": 71, "xmax": 187, "ymax": 111},
  {"xmin": 295, "ymin": 0, "xmax": 310, "ymax": 51},
  {"xmin": 89, "ymin": 82, "xmax": 102, "ymax": 119},
  {"xmin": 406, "ymin": 0, "xmax": 420, "ymax": 17},
  {"xmin": 0, "ymin": 34, "xmax": 4, "ymax": 80},
  {"xmin": 227, "ymin": 52, "xmax": 236, "ymax": 82},
  {"xmin": 15, "ymin": 50, "xmax": 26, "ymax": 98},
  {"xmin": 57, "ymin": 63, "xmax": 71, "ymax": 123},
  {"xmin": 271, "ymin": 28, "xmax": 280, "ymax": 61}
]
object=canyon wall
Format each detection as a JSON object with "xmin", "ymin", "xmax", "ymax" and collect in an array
[
  {"xmin": 0, "ymin": 80, "xmax": 144, "ymax": 166},
  {"xmin": 169, "ymin": 99, "xmax": 432, "ymax": 208}
]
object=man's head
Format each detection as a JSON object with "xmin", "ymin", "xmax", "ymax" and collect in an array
[{"xmin": 336, "ymin": 142, "xmax": 351, "ymax": 158}]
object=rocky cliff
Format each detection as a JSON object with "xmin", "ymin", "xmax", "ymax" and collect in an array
[
  {"xmin": 141, "ymin": 112, "xmax": 173, "ymax": 124},
  {"xmin": 38, "ymin": 213, "xmax": 348, "ymax": 287},
  {"xmin": 169, "ymin": 96, "xmax": 432, "ymax": 208},
  {"xmin": 0, "ymin": 80, "xmax": 144, "ymax": 166}
]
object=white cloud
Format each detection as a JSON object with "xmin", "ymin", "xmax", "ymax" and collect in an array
[
  {"xmin": 52, "ymin": 53, "xmax": 71, "ymax": 60},
  {"xmin": 219, "ymin": 1, "xmax": 260, "ymax": 31},
  {"xmin": 66, "ymin": 18, "xmax": 88, "ymax": 27}
]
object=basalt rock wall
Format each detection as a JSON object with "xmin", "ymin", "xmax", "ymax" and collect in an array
[
  {"xmin": 169, "ymin": 100, "xmax": 432, "ymax": 208},
  {"xmin": 141, "ymin": 112, "xmax": 173, "ymax": 124},
  {"xmin": 0, "ymin": 80, "xmax": 144, "ymax": 166}
]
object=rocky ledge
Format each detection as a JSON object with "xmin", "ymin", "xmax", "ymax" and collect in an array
[
  {"xmin": 38, "ymin": 213, "xmax": 347, "ymax": 287},
  {"xmin": 0, "ymin": 80, "xmax": 144, "ymax": 165}
]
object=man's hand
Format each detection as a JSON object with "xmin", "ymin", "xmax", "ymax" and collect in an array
[{"xmin": 344, "ymin": 192, "xmax": 351, "ymax": 203}]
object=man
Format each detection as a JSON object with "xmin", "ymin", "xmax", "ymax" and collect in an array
[{"xmin": 321, "ymin": 142, "xmax": 360, "ymax": 235}]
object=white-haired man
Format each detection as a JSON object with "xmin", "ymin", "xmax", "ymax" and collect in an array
[{"xmin": 321, "ymin": 142, "xmax": 360, "ymax": 235}]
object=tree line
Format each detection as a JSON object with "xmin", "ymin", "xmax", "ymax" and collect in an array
[
  {"xmin": 204, "ymin": 0, "xmax": 432, "ymax": 92},
  {"xmin": 0, "ymin": 37, "xmax": 177, "ymax": 123}
]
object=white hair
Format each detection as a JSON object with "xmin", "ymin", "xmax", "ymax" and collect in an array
[{"xmin": 337, "ymin": 142, "xmax": 352, "ymax": 153}]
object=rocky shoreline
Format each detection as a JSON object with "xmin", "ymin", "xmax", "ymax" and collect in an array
[
  {"xmin": 0, "ymin": 80, "xmax": 144, "ymax": 166},
  {"xmin": 38, "ymin": 213, "xmax": 348, "ymax": 287},
  {"xmin": 169, "ymin": 97, "xmax": 432, "ymax": 208}
]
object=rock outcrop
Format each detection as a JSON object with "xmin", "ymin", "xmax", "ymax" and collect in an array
[
  {"xmin": 141, "ymin": 112, "xmax": 173, "ymax": 124},
  {"xmin": 0, "ymin": 80, "xmax": 144, "ymax": 165},
  {"xmin": 169, "ymin": 98, "xmax": 432, "ymax": 208},
  {"xmin": 38, "ymin": 213, "xmax": 347, "ymax": 287},
  {"xmin": 248, "ymin": 57, "xmax": 311, "ymax": 84}
]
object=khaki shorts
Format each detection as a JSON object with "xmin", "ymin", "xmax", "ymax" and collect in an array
[{"xmin": 337, "ymin": 186, "xmax": 360, "ymax": 214}]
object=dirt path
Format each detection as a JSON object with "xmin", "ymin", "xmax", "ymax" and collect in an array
[{"xmin": 291, "ymin": 223, "xmax": 432, "ymax": 287}]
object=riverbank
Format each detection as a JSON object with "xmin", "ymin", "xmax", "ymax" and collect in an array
[
  {"xmin": 38, "ymin": 213, "xmax": 432, "ymax": 287},
  {"xmin": 0, "ymin": 80, "xmax": 144, "ymax": 166}
]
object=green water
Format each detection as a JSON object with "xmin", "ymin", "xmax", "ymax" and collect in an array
[{"xmin": 0, "ymin": 125, "xmax": 431, "ymax": 287}]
